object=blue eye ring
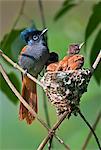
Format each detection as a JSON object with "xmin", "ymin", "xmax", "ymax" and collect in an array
[{"xmin": 33, "ymin": 35, "xmax": 38, "ymax": 41}]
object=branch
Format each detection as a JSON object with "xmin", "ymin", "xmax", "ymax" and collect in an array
[
  {"xmin": 2, "ymin": 0, "xmax": 26, "ymax": 49},
  {"xmin": 22, "ymin": 12, "xmax": 34, "ymax": 25},
  {"xmin": 38, "ymin": 0, "xmax": 46, "ymax": 29},
  {"xmin": 82, "ymin": 110, "xmax": 101, "ymax": 150},
  {"xmin": 0, "ymin": 50, "xmax": 44, "ymax": 89},
  {"xmin": 38, "ymin": 0, "xmax": 48, "ymax": 45},
  {"xmin": 37, "ymin": 111, "xmax": 70, "ymax": 150},
  {"xmin": 0, "ymin": 51, "xmax": 69, "ymax": 149},
  {"xmin": 92, "ymin": 50, "xmax": 101, "ymax": 70},
  {"xmin": 0, "ymin": 64, "xmax": 48, "ymax": 130},
  {"xmin": 42, "ymin": 91, "xmax": 51, "ymax": 128},
  {"xmin": 38, "ymin": 1, "xmax": 50, "ymax": 148},
  {"xmin": 78, "ymin": 109, "xmax": 101, "ymax": 150},
  {"xmin": 12, "ymin": 0, "xmax": 26, "ymax": 28}
]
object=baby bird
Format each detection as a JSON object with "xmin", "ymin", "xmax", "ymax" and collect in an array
[{"xmin": 47, "ymin": 43, "xmax": 84, "ymax": 72}]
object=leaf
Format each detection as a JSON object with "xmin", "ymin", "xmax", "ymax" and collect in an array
[
  {"xmin": 0, "ymin": 72, "xmax": 21, "ymax": 104},
  {"xmin": 0, "ymin": 29, "xmax": 25, "ymax": 62},
  {"xmin": 85, "ymin": 2, "xmax": 101, "ymax": 42},
  {"xmin": 90, "ymin": 30, "xmax": 101, "ymax": 85},
  {"xmin": 11, "ymin": 34, "xmax": 25, "ymax": 62},
  {"xmin": 54, "ymin": 1, "xmax": 76, "ymax": 21},
  {"xmin": 63, "ymin": 0, "xmax": 73, "ymax": 6}
]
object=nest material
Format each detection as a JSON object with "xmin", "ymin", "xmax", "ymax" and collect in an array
[{"xmin": 41, "ymin": 69, "xmax": 92, "ymax": 117}]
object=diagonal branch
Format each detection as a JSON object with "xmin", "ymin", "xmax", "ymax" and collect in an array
[
  {"xmin": 38, "ymin": 1, "xmax": 50, "ymax": 148},
  {"xmin": 78, "ymin": 109, "xmax": 101, "ymax": 150},
  {"xmin": 92, "ymin": 50, "xmax": 101, "ymax": 70},
  {"xmin": 37, "ymin": 111, "xmax": 70, "ymax": 150},
  {"xmin": 38, "ymin": 0, "xmax": 46, "ymax": 29},
  {"xmin": 2, "ymin": 0, "xmax": 26, "ymax": 49},
  {"xmin": 38, "ymin": 0, "xmax": 48, "ymax": 45},
  {"xmin": 0, "ymin": 49, "xmax": 44, "ymax": 89},
  {"xmin": 0, "ymin": 64, "xmax": 48, "ymax": 129},
  {"xmin": 82, "ymin": 110, "xmax": 101, "ymax": 150},
  {"xmin": 0, "ymin": 51, "xmax": 69, "ymax": 149}
]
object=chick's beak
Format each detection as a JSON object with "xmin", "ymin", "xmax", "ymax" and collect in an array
[{"xmin": 79, "ymin": 42, "xmax": 85, "ymax": 49}]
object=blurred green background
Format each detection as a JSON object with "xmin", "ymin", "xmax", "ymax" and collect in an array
[{"xmin": 0, "ymin": 0, "xmax": 101, "ymax": 150}]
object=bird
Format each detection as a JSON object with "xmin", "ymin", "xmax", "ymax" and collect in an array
[
  {"xmin": 46, "ymin": 43, "xmax": 84, "ymax": 72},
  {"xmin": 18, "ymin": 27, "xmax": 50, "ymax": 124},
  {"xmin": 46, "ymin": 52, "xmax": 59, "ymax": 66},
  {"xmin": 46, "ymin": 52, "xmax": 59, "ymax": 72}
]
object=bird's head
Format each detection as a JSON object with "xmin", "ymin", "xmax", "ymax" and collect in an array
[
  {"xmin": 20, "ymin": 28, "xmax": 48, "ymax": 45},
  {"xmin": 68, "ymin": 42, "xmax": 84, "ymax": 55}
]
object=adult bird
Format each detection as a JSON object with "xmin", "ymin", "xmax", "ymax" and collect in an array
[{"xmin": 18, "ymin": 28, "xmax": 49, "ymax": 124}]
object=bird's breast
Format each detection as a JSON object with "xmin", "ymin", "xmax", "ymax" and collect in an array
[{"xmin": 18, "ymin": 44, "xmax": 49, "ymax": 76}]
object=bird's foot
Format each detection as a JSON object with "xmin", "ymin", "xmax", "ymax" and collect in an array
[{"xmin": 23, "ymin": 69, "xmax": 28, "ymax": 76}]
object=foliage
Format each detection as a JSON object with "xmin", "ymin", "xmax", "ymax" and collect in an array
[
  {"xmin": 54, "ymin": 0, "xmax": 77, "ymax": 21},
  {"xmin": 0, "ymin": 29, "xmax": 25, "ymax": 62},
  {"xmin": 85, "ymin": 2, "xmax": 101, "ymax": 42},
  {"xmin": 0, "ymin": 29, "xmax": 25, "ymax": 104},
  {"xmin": 90, "ymin": 29, "xmax": 101, "ymax": 85},
  {"xmin": 85, "ymin": 2, "xmax": 101, "ymax": 85},
  {"xmin": 0, "ymin": 72, "xmax": 20, "ymax": 104}
]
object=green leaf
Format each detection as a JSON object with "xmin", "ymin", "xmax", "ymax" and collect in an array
[
  {"xmin": 85, "ymin": 2, "xmax": 101, "ymax": 42},
  {"xmin": 54, "ymin": 0, "xmax": 76, "ymax": 21},
  {"xmin": 63, "ymin": 0, "xmax": 73, "ymax": 6},
  {"xmin": 90, "ymin": 30, "xmax": 101, "ymax": 85},
  {"xmin": 0, "ymin": 29, "xmax": 25, "ymax": 62},
  {"xmin": 0, "ymin": 72, "xmax": 21, "ymax": 104}
]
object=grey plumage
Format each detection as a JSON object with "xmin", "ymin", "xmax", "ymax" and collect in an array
[{"xmin": 19, "ymin": 44, "xmax": 49, "ymax": 76}]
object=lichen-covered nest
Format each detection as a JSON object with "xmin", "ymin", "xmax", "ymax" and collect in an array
[{"xmin": 41, "ymin": 69, "xmax": 92, "ymax": 117}]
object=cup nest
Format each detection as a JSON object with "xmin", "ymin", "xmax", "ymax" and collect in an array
[{"xmin": 41, "ymin": 68, "xmax": 92, "ymax": 118}]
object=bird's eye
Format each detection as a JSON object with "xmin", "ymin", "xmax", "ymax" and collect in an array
[{"xmin": 33, "ymin": 35, "xmax": 38, "ymax": 41}]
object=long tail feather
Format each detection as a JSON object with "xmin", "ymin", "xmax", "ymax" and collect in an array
[{"xmin": 19, "ymin": 76, "xmax": 37, "ymax": 124}]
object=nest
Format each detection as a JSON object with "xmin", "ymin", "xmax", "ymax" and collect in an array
[{"xmin": 41, "ymin": 69, "xmax": 92, "ymax": 117}]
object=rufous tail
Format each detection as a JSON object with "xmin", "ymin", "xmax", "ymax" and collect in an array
[{"xmin": 19, "ymin": 76, "xmax": 37, "ymax": 124}]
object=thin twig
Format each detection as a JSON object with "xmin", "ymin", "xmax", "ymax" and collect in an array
[
  {"xmin": 0, "ymin": 50, "xmax": 44, "ymax": 89},
  {"xmin": 42, "ymin": 90, "xmax": 52, "ymax": 149},
  {"xmin": 0, "ymin": 52, "xmax": 69, "ymax": 149},
  {"xmin": 38, "ymin": 0, "xmax": 48, "ymax": 45},
  {"xmin": 42, "ymin": 91, "xmax": 51, "ymax": 128},
  {"xmin": 38, "ymin": 0, "xmax": 51, "ymax": 148},
  {"xmin": 78, "ymin": 109, "xmax": 101, "ymax": 150},
  {"xmin": 92, "ymin": 50, "xmax": 101, "ymax": 70},
  {"xmin": 0, "ymin": 64, "xmax": 48, "ymax": 130},
  {"xmin": 82, "ymin": 111, "xmax": 101, "ymax": 150},
  {"xmin": 2, "ymin": 0, "xmax": 26, "ymax": 49},
  {"xmin": 37, "ymin": 111, "xmax": 70, "ymax": 150},
  {"xmin": 38, "ymin": 133, "xmax": 70, "ymax": 150},
  {"xmin": 38, "ymin": 0, "xmax": 46, "ymax": 29},
  {"xmin": 22, "ymin": 12, "xmax": 34, "ymax": 25},
  {"xmin": 48, "ymin": 135, "xmax": 53, "ymax": 150}
]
